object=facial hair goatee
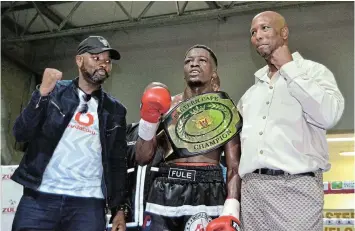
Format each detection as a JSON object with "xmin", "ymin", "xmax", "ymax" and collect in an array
[{"xmin": 80, "ymin": 63, "xmax": 109, "ymax": 85}]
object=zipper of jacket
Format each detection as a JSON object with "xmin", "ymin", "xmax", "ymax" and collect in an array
[
  {"xmin": 103, "ymin": 172, "xmax": 109, "ymax": 214},
  {"xmin": 99, "ymin": 114, "xmax": 110, "ymax": 214},
  {"xmin": 36, "ymin": 96, "xmax": 44, "ymax": 109},
  {"xmin": 104, "ymin": 164, "xmax": 108, "ymax": 214},
  {"xmin": 50, "ymin": 100, "xmax": 65, "ymax": 117}
]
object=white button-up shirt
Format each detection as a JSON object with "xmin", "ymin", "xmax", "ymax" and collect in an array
[{"xmin": 237, "ymin": 52, "xmax": 344, "ymax": 177}]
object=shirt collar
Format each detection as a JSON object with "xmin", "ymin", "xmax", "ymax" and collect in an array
[{"xmin": 254, "ymin": 51, "xmax": 304, "ymax": 82}]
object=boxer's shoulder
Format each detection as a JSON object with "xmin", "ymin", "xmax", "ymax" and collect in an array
[{"xmin": 171, "ymin": 93, "xmax": 183, "ymax": 106}]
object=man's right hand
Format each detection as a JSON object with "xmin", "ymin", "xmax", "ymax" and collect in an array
[
  {"xmin": 138, "ymin": 83, "xmax": 171, "ymax": 141},
  {"xmin": 39, "ymin": 68, "xmax": 62, "ymax": 96}
]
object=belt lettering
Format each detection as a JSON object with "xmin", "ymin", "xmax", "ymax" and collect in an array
[{"xmin": 163, "ymin": 92, "xmax": 240, "ymax": 157}]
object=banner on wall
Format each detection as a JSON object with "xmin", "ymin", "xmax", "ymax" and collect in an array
[
  {"xmin": 323, "ymin": 210, "xmax": 355, "ymax": 231},
  {"xmin": 324, "ymin": 181, "xmax": 355, "ymax": 194},
  {"xmin": 1, "ymin": 165, "xmax": 23, "ymax": 231},
  {"xmin": 324, "ymin": 226, "xmax": 355, "ymax": 231},
  {"xmin": 324, "ymin": 210, "xmax": 354, "ymax": 219}
]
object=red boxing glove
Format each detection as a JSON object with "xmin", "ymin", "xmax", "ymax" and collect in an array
[
  {"xmin": 140, "ymin": 86, "xmax": 171, "ymax": 123},
  {"xmin": 138, "ymin": 84, "xmax": 171, "ymax": 141},
  {"xmin": 206, "ymin": 216, "xmax": 241, "ymax": 231},
  {"xmin": 207, "ymin": 198, "xmax": 241, "ymax": 231}
]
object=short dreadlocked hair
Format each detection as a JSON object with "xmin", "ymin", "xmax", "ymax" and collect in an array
[{"xmin": 185, "ymin": 44, "xmax": 218, "ymax": 68}]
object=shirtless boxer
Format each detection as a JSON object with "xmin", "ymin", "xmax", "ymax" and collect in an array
[{"xmin": 136, "ymin": 45, "xmax": 242, "ymax": 231}]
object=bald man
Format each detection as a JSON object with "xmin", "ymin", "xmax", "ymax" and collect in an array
[{"xmin": 235, "ymin": 11, "xmax": 344, "ymax": 231}]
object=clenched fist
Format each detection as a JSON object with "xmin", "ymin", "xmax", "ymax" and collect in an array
[
  {"xmin": 269, "ymin": 45, "xmax": 293, "ymax": 70},
  {"xmin": 39, "ymin": 68, "xmax": 62, "ymax": 96}
]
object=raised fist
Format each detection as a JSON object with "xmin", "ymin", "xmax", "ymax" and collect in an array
[
  {"xmin": 138, "ymin": 82, "xmax": 171, "ymax": 141},
  {"xmin": 39, "ymin": 68, "xmax": 62, "ymax": 96},
  {"xmin": 140, "ymin": 83, "xmax": 171, "ymax": 123}
]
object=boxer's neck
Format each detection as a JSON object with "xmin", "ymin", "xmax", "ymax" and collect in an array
[{"xmin": 183, "ymin": 85, "xmax": 214, "ymax": 100}]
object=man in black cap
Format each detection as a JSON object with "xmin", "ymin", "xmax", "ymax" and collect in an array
[{"xmin": 11, "ymin": 36, "xmax": 128, "ymax": 231}]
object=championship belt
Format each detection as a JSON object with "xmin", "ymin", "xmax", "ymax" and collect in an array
[{"xmin": 162, "ymin": 91, "xmax": 241, "ymax": 160}]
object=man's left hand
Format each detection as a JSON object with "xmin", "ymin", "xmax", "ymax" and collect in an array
[
  {"xmin": 112, "ymin": 210, "xmax": 126, "ymax": 231},
  {"xmin": 269, "ymin": 45, "xmax": 293, "ymax": 69}
]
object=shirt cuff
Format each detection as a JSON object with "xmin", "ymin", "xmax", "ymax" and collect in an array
[{"xmin": 280, "ymin": 61, "xmax": 306, "ymax": 82}]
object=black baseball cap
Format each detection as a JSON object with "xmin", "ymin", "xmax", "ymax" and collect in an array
[{"xmin": 77, "ymin": 36, "xmax": 121, "ymax": 60}]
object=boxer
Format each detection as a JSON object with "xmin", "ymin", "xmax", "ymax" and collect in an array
[{"xmin": 136, "ymin": 45, "xmax": 242, "ymax": 231}]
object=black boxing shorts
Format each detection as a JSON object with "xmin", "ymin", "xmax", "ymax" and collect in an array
[{"xmin": 142, "ymin": 163, "xmax": 226, "ymax": 231}]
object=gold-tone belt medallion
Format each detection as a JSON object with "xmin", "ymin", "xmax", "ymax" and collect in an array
[{"xmin": 162, "ymin": 91, "xmax": 241, "ymax": 158}]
